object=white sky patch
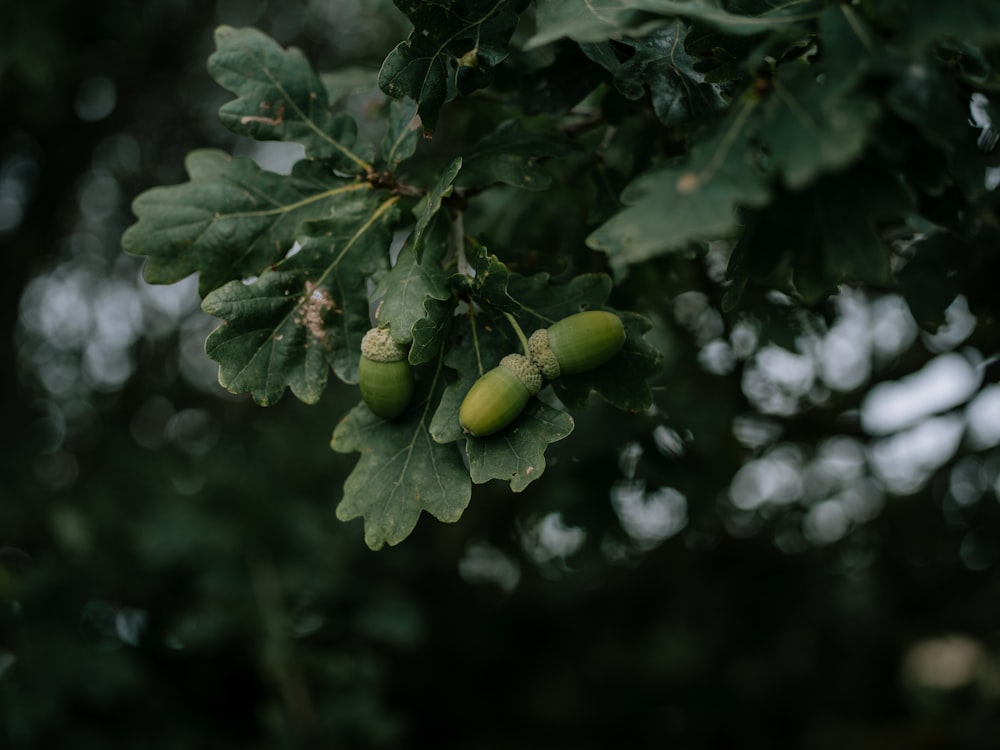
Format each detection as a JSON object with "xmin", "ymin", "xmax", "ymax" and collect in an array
[
  {"xmin": 458, "ymin": 542, "xmax": 521, "ymax": 593},
  {"xmin": 519, "ymin": 513, "xmax": 586, "ymax": 565},
  {"xmin": 861, "ymin": 353, "xmax": 980, "ymax": 435},
  {"xmin": 966, "ymin": 384, "xmax": 1000, "ymax": 450},
  {"xmin": 242, "ymin": 140, "xmax": 306, "ymax": 175},
  {"xmin": 742, "ymin": 345, "xmax": 816, "ymax": 416},
  {"xmin": 870, "ymin": 294, "xmax": 917, "ymax": 361},
  {"xmin": 610, "ymin": 481, "xmax": 687, "ymax": 550},
  {"xmin": 818, "ymin": 290, "xmax": 872, "ymax": 392},
  {"xmin": 729, "ymin": 445, "xmax": 804, "ymax": 510},
  {"xmin": 923, "ymin": 295, "xmax": 976, "ymax": 352},
  {"xmin": 869, "ymin": 414, "xmax": 965, "ymax": 495}
]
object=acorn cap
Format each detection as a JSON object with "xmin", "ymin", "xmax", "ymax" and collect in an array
[
  {"xmin": 361, "ymin": 327, "xmax": 407, "ymax": 363},
  {"xmin": 499, "ymin": 353, "xmax": 542, "ymax": 395},
  {"xmin": 527, "ymin": 329, "xmax": 560, "ymax": 380}
]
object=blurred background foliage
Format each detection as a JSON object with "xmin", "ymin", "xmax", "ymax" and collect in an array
[{"xmin": 3, "ymin": 1, "xmax": 1000, "ymax": 748}]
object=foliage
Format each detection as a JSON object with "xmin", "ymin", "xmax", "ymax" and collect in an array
[
  {"xmin": 121, "ymin": 0, "xmax": 1000, "ymax": 550},
  {"xmin": 122, "ymin": 20, "xmax": 664, "ymax": 549},
  {"xmin": 5, "ymin": 0, "xmax": 1000, "ymax": 748}
]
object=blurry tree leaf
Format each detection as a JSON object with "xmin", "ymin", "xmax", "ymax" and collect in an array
[
  {"xmin": 885, "ymin": 56, "xmax": 969, "ymax": 151},
  {"xmin": 647, "ymin": 0, "xmax": 822, "ymax": 36},
  {"xmin": 122, "ymin": 149, "xmax": 366, "ymax": 297},
  {"xmin": 378, "ymin": 0, "xmax": 526, "ymax": 134},
  {"xmin": 894, "ymin": 0, "xmax": 1000, "ymax": 50},
  {"xmin": 513, "ymin": 40, "xmax": 610, "ymax": 115},
  {"xmin": 791, "ymin": 167, "xmax": 913, "ymax": 302},
  {"xmin": 733, "ymin": 165, "xmax": 914, "ymax": 304},
  {"xmin": 507, "ymin": 270, "xmax": 616, "ymax": 326},
  {"xmin": 382, "ymin": 97, "xmax": 422, "ymax": 169},
  {"xmin": 527, "ymin": 0, "xmax": 819, "ymax": 48},
  {"xmin": 757, "ymin": 63, "xmax": 879, "ymax": 190},
  {"xmin": 526, "ymin": 0, "xmax": 648, "ymax": 47},
  {"xmin": 319, "ymin": 65, "xmax": 381, "ymax": 103},
  {"xmin": 455, "ymin": 120, "xmax": 580, "ymax": 191},
  {"xmin": 208, "ymin": 26, "xmax": 374, "ymax": 173},
  {"xmin": 587, "ymin": 98, "xmax": 770, "ymax": 272},
  {"xmin": 413, "ymin": 157, "xmax": 461, "ymax": 261},
  {"xmin": 897, "ymin": 233, "xmax": 966, "ymax": 331},
  {"xmin": 466, "ymin": 401, "xmax": 574, "ymax": 491},
  {"xmin": 332, "ymin": 365, "xmax": 471, "ymax": 550},
  {"xmin": 815, "ymin": 5, "xmax": 877, "ymax": 81},
  {"xmin": 201, "ymin": 194, "xmax": 399, "ymax": 405}
]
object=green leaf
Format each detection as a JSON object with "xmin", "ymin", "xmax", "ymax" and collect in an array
[
  {"xmin": 604, "ymin": 21, "xmax": 726, "ymax": 128},
  {"xmin": 527, "ymin": 0, "xmax": 650, "ymax": 47},
  {"xmin": 377, "ymin": 0, "xmax": 525, "ymax": 134},
  {"xmin": 121, "ymin": 149, "xmax": 367, "ymax": 297},
  {"xmin": 412, "ymin": 157, "xmax": 462, "ymax": 261},
  {"xmin": 373, "ymin": 220, "xmax": 452, "ymax": 358},
  {"xmin": 454, "ymin": 119, "xmax": 580, "ymax": 191},
  {"xmin": 382, "ymin": 97, "xmax": 422, "ymax": 169},
  {"xmin": 789, "ymin": 166, "xmax": 914, "ymax": 303},
  {"xmin": 893, "ymin": 0, "xmax": 1000, "ymax": 50},
  {"xmin": 527, "ymin": 0, "xmax": 820, "ymax": 48},
  {"xmin": 201, "ymin": 194, "xmax": 399, "ymax": 405},
  {"xmin": 756, "ymin": 62, "xmax": 879, "ymax": 190},
  {"xmin": 507, "ymin": 270, "xmax": 615, "ymax": 328},
  {"xmin": 410, "ymin": 297, "xmax": 455, "ymax": 366},
  {"xmin": 208, "ymin": 26, "xmax": 374, "ymax": 173},
  {"xmin": 897, "ymin": 233, "xmax": 966, "ymax": 331},
  {"xmin": 648, "ymin": 0, "xmax": 823, "ymax": 36},
  {"xmin": 512, "ymin": 41, "xmax": 611, "ymax": 116},
  {"xmin": 466, "ymin": 401, "xmax": 574, "ymax": 491},
  {"xmin": 885, "ymin": 56, "xmax": 968, "ymax": 152},
  {"xmin": 587, "ymin": 98, "xmax": 770, "ymax": 272},
  {"xmin": 468, "ymin": 244, "xmax": 519, "ymax": 313},
  {"xmin": 319, "ymin": 66, "xmax": 380, "ymax": 104},
  {"xmin": 733, "ymin": 165, "xmax": 915, "ymax": 304},
  {"xmin": 332, "ymin": 354, "xmax": 471, "ymax": 550}
]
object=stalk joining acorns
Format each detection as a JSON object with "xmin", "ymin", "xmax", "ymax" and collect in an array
[{"xmin": 358, "ymin": 327, "xmax": 414, "ymax": 419}]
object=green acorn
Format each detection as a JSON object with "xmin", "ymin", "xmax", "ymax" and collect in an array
[
  {"xmin": 358, "ymin": 327, "xmax": 414, "ymax": 419},
  {"xmin": 528, "ymin": 310, "xmax": 626, "ymax": 379},
  {"xmin": 459, "ymin": 354, "xmax": 542, "ymax": 437}
]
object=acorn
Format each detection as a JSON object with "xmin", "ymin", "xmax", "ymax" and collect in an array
[
  {"xmin": 358, "ymin": 327, "xmax": 414, "ymax": 419},
  {"xmin": 528, "ymin": 310, "xmax": 626, "ymax": 379},
  {"xmin": 459, "ymin": 354, "xmax": 543, "ymax": 437}
]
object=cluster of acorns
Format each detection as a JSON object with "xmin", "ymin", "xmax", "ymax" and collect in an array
[{"xmin": 358, "ymin": 311, "xmax": 626, "ymax": 436}]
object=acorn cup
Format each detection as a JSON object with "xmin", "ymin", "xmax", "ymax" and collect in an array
[
  {"xmin": 358, "ymin": 327, "xmax": 414, "ymax": 419},
  {"xmin": 459, "ymin": 354, "xmax": 542, "ymax": 437},
  {"xmin": 528, "ymin": 310, "xmax": 626, "ymax": 380}
]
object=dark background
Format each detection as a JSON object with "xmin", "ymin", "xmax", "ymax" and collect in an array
[{"xmin": 3, "ymin": 2, "xmax": 1000, "ymax": 748}]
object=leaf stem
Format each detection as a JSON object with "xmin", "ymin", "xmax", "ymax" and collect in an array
[
  {"xmin": 503, "ymin": 311, "xmax": 530, "ymax": 355},
  {"xmin": 450, "ymin": 209, "xmax": 470, "ymax": 277},
  {"xmin": 469, "ymin": 305, "xmax": 484, "ymax": 375},
  {"xmin": 839, "ymin": 4, "xmax": 874, "ymax": 53}
]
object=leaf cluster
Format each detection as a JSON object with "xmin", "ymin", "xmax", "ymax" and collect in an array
[
  {"xmin": 122, "ymin": 0, "xmax": 1000, "ymax": 548},
  {"xmin": 122, "ymin": 22, "xmax": 660, "ymax": 548}
]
